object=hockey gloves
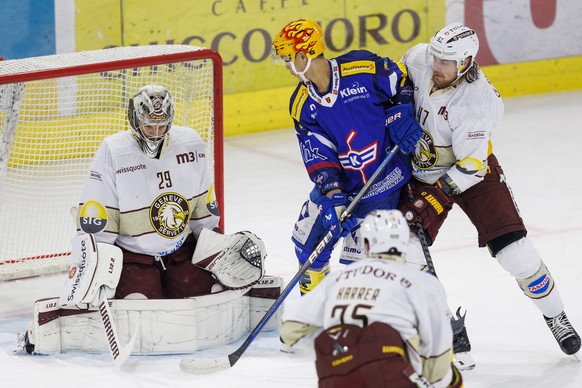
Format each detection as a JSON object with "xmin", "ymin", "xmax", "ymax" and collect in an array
[
  {"xmin": 403, "ymin": 185, "xmax": 450, "ymax": 230},
  {"xmin": 317, "ymin": 193, "xmax": 358, "ymax": 238},
  {"xmin": 385, "ymin": 104, "xmax": 422, "ymax": 154}
]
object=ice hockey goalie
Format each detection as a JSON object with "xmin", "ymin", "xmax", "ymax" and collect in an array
[{"xmin": 15, "ymin": 229, "xmax": 283, "ymax": 356}]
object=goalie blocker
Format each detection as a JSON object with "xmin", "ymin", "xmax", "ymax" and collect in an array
[{"xmin": 19, "ymin": 229, "xmax": 284, "ymax": 355}]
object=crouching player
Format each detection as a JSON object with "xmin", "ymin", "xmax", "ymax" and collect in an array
[
  {"xmin": 280, "ymin": 210, "xmax": 462, "ymax": 388},
  {"xmin": 15, "ymin": 85, "xmax": 282, "ymax": 357}
]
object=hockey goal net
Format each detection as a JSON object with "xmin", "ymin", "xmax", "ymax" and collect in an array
[{"xmin": 0, "ymin": 45, "xmax": 223, "ymax": 281}]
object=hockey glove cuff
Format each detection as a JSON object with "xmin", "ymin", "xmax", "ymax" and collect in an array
[
  {"xmin": 402, "ymin": 185, "xmax": 450, "ymax": 230},
  {"xmin": 436, "ymin": 173, "xmax": 463, "ymax": 196},
  {"xmin": 385, "ymin": 104, "xmax": 422, "ymax": 154},
  {"xmin": 317, "ymin": 193, "xmax": 357, "ymax": 238}
]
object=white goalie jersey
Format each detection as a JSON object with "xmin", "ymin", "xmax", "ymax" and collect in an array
[{"xmin": 76, "ymin": 125, "xmax": 220, "ymax": 256}]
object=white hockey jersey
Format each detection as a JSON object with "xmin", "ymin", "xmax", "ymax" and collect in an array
[
  {"xmin": 403, "ymin": 43, "xmax": 504, "ymax": 192},
  {"xmin": 282, "ymin": 258, "xmax": 454, "ymax": 387},
  {"xmin": 76, "ymin": 126, "xmax": 219, "ymax": 256}
]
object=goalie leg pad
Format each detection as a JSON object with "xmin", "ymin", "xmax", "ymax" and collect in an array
[
  {"xmin": 247, "ymin": 275, "xmax": 284, "ymax": 331},
  {"xmin": 26, "ymin": 289, "xmax": 255, "ymax": 355},
  {"xmin": 192, "ymin": 228, "xmax": 266, "ymax": 290},
  {"xmin": 60, "ymin": 234, "xmax": 123, "ymax": 307}
]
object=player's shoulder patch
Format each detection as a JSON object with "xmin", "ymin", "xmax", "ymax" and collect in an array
[
  {"xmin": 79, "ymin": 200, "xmax": 108, "ymax": 233},
  {"xmin": 340, "ymin": 60, "xmax": 376, "ymax": 76},
  {"xmin": 290, "ymin": 84, "xmax": 309, "ymax": 122}
]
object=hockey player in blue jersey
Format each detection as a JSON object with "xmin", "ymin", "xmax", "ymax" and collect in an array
[{"xmin": 271, "ymin": 19, "xmax": 422, "ymax": 294}]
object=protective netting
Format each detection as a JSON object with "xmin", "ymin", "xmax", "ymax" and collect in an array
[{"xmin": 0, "ymin": 45, "xmax": 222, "ymax": 280}]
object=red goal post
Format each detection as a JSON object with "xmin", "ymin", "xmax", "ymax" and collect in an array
[{"xmin": 0, "ymin": 45, "xmax": 224, "ymax": 281}]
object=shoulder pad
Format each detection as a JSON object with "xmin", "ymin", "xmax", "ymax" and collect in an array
[
  {"xmin": 290, "ymin": 84, "xmax": 309, "ymax": 122},
  {"xmin": 340, "ymin": 60, "xmax": 377, "ymax": 77},
  {"xmin": 337, "ymin": 50, "xmax": 379, "ymax": 77}
]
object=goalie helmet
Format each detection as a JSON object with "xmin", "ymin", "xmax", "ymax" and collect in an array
[
  {"xmin": 271, "ymin": 18, "xmax": 325, "ymax": 65},
  {"xmin": 128, "ymin": 84, "xmax": 175, "ymax": 158},
  {"xmin": 428, "ymin": 23, "xmax": 479, "ymax": 78},
  {"xmin": 360, "ymin": 210, "xmax": 409, "ymax": 259}
]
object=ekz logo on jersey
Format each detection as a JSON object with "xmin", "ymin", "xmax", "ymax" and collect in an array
[{"xmin": 176, "ymin": 151, "xmax": 205, "ymax": 165}]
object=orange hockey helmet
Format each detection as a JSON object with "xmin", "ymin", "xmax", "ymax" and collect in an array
[{"xmin": 271, "ymin": 18, "xmax": 325, "ymax": 65}]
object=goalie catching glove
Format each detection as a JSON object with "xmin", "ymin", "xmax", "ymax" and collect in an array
[{"xmin": 192, "ymin": 228, "xmax": 266, "ymax": 290}]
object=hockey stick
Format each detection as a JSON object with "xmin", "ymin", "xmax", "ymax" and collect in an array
[
  {"xmin": 69, "ymin": 207, "xmax": 139, "ymax": 366},
  {"xmin": 404, "ymin": 184, "xmax": 439, "ymax": 277},
  {"xmin": 97, "ymin": 287, "xmax": 140, "ymax": 367},
  {"xmin": 179, "ymin": 145, "xmax": 401, "ymax": 374},
  {"xmin": 405, "ymin": 183, "xmax": 475, "ymax": 370},
  {"xmin": 405, "ymin": 183, "xmax": 466, "ymax": 333}
]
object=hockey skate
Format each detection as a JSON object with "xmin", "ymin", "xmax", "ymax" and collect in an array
[
  {"xmin": 544, "ymin": 311, "xmax": 581, "ymax": 358},
  {"xmin": 451, "ymin": 308, "xmax": 476, "ymax": 371},
  {"xmin": 13, "ymin": 330, "xmax": 34, "ymax": 354}
]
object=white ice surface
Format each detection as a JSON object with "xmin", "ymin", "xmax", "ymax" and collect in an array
[{"xmin": 1, "ymin": 91, "xmax": 581, "ymax": 387}]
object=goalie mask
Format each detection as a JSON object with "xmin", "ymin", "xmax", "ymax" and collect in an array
[
  {"xmin": 427, "ymin": 23, "xmax": 479, "ymax": 80},
  {"xmin": 128, "ymin": 85, "xmax": 175, "ymax": 158},
  {"xmin": 360, "ymin": 210, "xmax": 409, "ymax": 261}
]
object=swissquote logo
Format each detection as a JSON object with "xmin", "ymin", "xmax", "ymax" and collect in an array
[{"xmin": 65, "ymin": 238, "xmax": 87, "ymax": 302}]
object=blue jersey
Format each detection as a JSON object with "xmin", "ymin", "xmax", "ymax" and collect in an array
[{"xmin": 289, "ymin": 50, "xmax": 412, "ymax": 210}]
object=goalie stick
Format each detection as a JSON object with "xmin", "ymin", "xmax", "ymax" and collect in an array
[
  {"xmin": 405, "ymin": 183, "xmax": 475, "ymax": 370},
  {"xmin": 98, "ymin": 286, "xmax": 140, "ymax": 367},
  {"xmin": 69, "ymin": 206, "xmax": 139, "ymax": 367},
  {"xmin": 179, "ymin": 144, "xmax": 401, "ymax": 374}
]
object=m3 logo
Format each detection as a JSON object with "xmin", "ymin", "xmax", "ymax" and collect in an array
[{"xmin": 176, "ymin": 152, "xmax": 196, "ymax": 164}]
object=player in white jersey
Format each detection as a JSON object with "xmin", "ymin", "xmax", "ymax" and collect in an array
[
  {"xmin": 15, "ymin": 85, "xmax": 283, "ymax": 358},
  {"xmin": 399, "ymin": 23, "xmax": 580, "ymax": 357},
  {"xmin": 76, "ymin": 84, "xmax": 226, "ymax": 298},
  {"xmin": 280, "ymin": 210, "xmax": 462, "ymax": 388}
]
